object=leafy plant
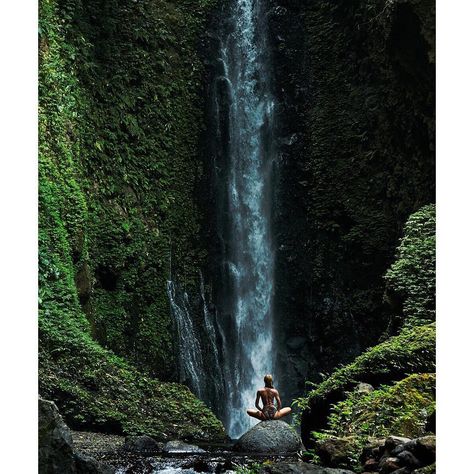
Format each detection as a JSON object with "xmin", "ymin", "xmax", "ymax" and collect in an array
[{"xmin": 385, "ymin": 204, "xmax": 436, "ymax": 327}]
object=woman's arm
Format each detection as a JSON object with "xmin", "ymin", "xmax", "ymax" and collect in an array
[
  {"xmin": 275, "ymin": 390, "xmax": 282, "ymax": 410},
  {"xmin": 255, "ymin": 392, "xmax": 262, "ymax": 411}
]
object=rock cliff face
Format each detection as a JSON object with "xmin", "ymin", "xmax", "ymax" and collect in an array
[
  {"xmin": 39, "ymin": 0, "xmax": 225, "ymax": 437},
  {"xmin": 264, "ymin": 0, "xmax": 435, "ymax": 402}
]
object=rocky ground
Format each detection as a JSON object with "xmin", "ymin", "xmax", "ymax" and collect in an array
[
  {"xmin": 72, "ymin": 431, "xmax": 126, "ymax": 456},
  {"xmin": 311, "ymin": 435, "xmax": 436, "ymax": 474},
  {"xmin": 40, "ymin": 398, "xmax": 435, "ymax": 473}
]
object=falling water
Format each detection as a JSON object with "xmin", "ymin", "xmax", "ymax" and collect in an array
[
  {"xmin": 214, "ymin": 0, "xmax": 276, "ymax": 438},
  {"xmin": 167, "ymin": 275, "xmax": 225, "ymax": 414},
  {"xmin": 166, "ymin": 280, "xmax": 204, "ymax": 399},
  {"xmin": 167, "ymin": 0, "xmax": 277, "ymax": 439}
]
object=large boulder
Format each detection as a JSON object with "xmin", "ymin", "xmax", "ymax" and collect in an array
[
  {"xmin": 39, "ymin": 398, "xmax": 113, "ymax": 474},
  {"xmin": 234, "ymin": 420, "xmax": 304, "ymax": 454},
  {"xmin": 39, "ymin": 398, "xmax": 76, "ymax": 474},
  {"xmin": 74, "ymin": 453, "xmax": 114, "ymax": 474},
  {"xmin": 313, "ymin": 437, "xmax": 357, "ymax": 468},
  {"xmin": 413, "ymin": 436, "xmax": 436, "ymax": 465}
]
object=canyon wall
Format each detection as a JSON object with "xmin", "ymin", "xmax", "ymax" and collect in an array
[{"xmin": 266, "ymin": 0, "xmax": 435, "ymax": 402}]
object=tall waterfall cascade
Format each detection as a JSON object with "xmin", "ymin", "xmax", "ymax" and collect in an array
[
  {"xmin": 215, "ymin": 0, "xmax": 277, "ymax": 438},
  {"xmin": 167, "ymin": 0, "xmax": 277, "ymax": 440}
]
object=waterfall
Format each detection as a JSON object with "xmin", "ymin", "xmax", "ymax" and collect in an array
[
  {"xmin": 167, "ymin": 0, "xmax": 277, "ymax": 439},
  {"xmin": 199, "ymin": 272, "xmax": 226, "ymax": 411},
  {"xmin": 213, "ymin": 0, "xmax": 277, "ymax": 438},
  {"xmin": 167, "ymin": 275, "xmax": 225, "ymax": 414},
  {"xmin": 166, "ymin": 280, "xmax": 204, "ymax": 399}
]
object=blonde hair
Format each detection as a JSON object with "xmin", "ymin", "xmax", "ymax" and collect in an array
[{"xmin": 264, "ymin": 374, "xmax": 273, "ymax": 388}]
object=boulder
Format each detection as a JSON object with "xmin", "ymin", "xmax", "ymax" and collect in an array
[
  {"xmin": 379, "ymin": 456, "xmax": 402, "ymax": 473},
  {"xmin": 363, "ymin": 458, "xmax": 379, "ymax": 471},
  {"xmin": 39, "ymin": 398, "xmax": 112, "ymax": 474},
  {"xmin": 314, "ymin": 437, "xmax": 356, "ymax": 468},
  {"xmin": 413, "ymin": 436, "xmax": 436, "ymax": 465},
  {"xmin": 259, "ymin": 463, "xmax": 355, "ymax": 474},
  {"xmin": 234, "ymin": 420, "xmax": 303, "ymax": 454},
  {"xmin": 39, "ymin": 398, "xmax": 76, "ymax": 474},
  {"xmin": 74, "ymin": 453, "xmax": 114, "ymax": 474},
  {"xmin": 397, "ymin": 450, "xmax": 421, "ymax": 468},
  {"xmin": 163, "ymin": 440, "xmax": 206, "ymax": 454},
  {"xmin": 392, "ymin": 440, "xmax": 417, "ymax": 456},
  {"xmin": 384, "ymin": 437, "xmax": 412, "ymax": 452},
  {"xmin": 360, "ymin": 438, "xmax": 385, "ymax": 462},
  {"xmin": 123, "ymin": 435, "xmax": 162, "ymax": 454}
]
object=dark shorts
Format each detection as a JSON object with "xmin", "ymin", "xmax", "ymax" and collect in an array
[{"xmin": 262, "ymin": 405, "xmax": 277, "ymax": 420}]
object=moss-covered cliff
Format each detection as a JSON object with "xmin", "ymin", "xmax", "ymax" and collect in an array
[
  {"xmin": 298, "ymin": 203, "xmax": 435, "ymax": 446},
  {"xmin": 268, "ymin": 0, "xmax": 435, "ymax": 400},
  {"xmin": 39, "ymin": 0, "xmax": 225, "ymax": 439}
]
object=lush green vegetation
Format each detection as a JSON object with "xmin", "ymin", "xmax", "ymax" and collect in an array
[
  {"xmin": 326, "ymin": 373, "xmax": 435, "ymax": 438},
  {"xmin": 297, "ymin": 203, "xmax": 436, "ymax": 463},
  {"xmin": 295, "ymin": 323, "xmax": 435, "ymax": 413},
  {"xmin": 301, "ymin": 373, "xmax": 435, "ymax": 471},
  {"xmin": 39, "ymin": 318, "xmax": 225, "ymax": 440},
  {"xmin": 39, "ymin": 0, "xmax": 224, "ymax": 439},
  {"xmin": 385, "ymin": 204, "xmax": 436, "ymax": 328}
]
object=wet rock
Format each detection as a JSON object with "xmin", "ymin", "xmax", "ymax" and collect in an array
[
  {"xmin": 74, "ymin": 453, "xmax": 114, "ymax": 474},
  {"xmin": 123, "ymin": 435, "xmax": 162, "ymax": 454},
  {"xmin": 397, "ymin": 450, "xmax": 421, "ymax": 468},
  {"xmin": 413, "ymin": 464, "xmax": 436, "ymax": 474},
  {"xmin": 163, "ymin": 440, "xmax": 206, "ymax": 454},
  {"xmin": 413, "ymin": 436, "xmax": 436, "ymax": 465},
  {"xmin": 39, "ymin": 398, "xmax": 75, "ymax": 474},
  {"xmin": 380, "ymin": 456, "xmax": 402, "ymax": 473},
  {"xmin": 39, "ymin": 398, "xmax": 112, "ymax": 474},
  {"xmin": 361, "ymin": 438, "xmax": 385, "ymax": 462},
  {"xmin": 363, "ymin": 458, "xmax": 379, "ymax": 471},
  {"xmin": 259, "ymin": 463, "xmax": 355, "ymax": 474},
  {"xmin": 314, "ymin": 437, "xmax": 355, "ymax": 467},
  {"xmin": 234, "ymin": 420, "xmax": 303, "ymax": 454},
  {"xmin": 384, "ymin": 436, "xmax": 412, "ymax": 452},
  {"xmin": 392, "ymin": 440, "xmax": 417, "ymax": 456}
]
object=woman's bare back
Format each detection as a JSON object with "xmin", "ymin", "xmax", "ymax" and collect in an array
[{"xmin": 258, "ymin": 387, "xmax": 277, "ymax": 407}]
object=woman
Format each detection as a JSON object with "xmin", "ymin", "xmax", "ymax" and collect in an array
[{"xmin": 246, "ymin": 374, "xmax": 292, "ymax": 421}]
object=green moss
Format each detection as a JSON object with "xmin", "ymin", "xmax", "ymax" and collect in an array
[
  {"xmin": 385, "ymin": 204, "xmax": 435, "ymax": 327},
  {"xmin": 297, "ymin": 324, "xmax": 435, "ymax": 440},
  {"xmin": 39, "ymin": 319, "xmax": 225, "ymax": 440},
  {"xmin": 39, "ymin": 0, "xmax": 224, "ymax": 439},
  {"xmin": 327, "ymin": 373, "xmax": 435, "ymax": 438},
  {"xmin": 298, "ymin": 323, "xmax": 435, "ymax": 411}
]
